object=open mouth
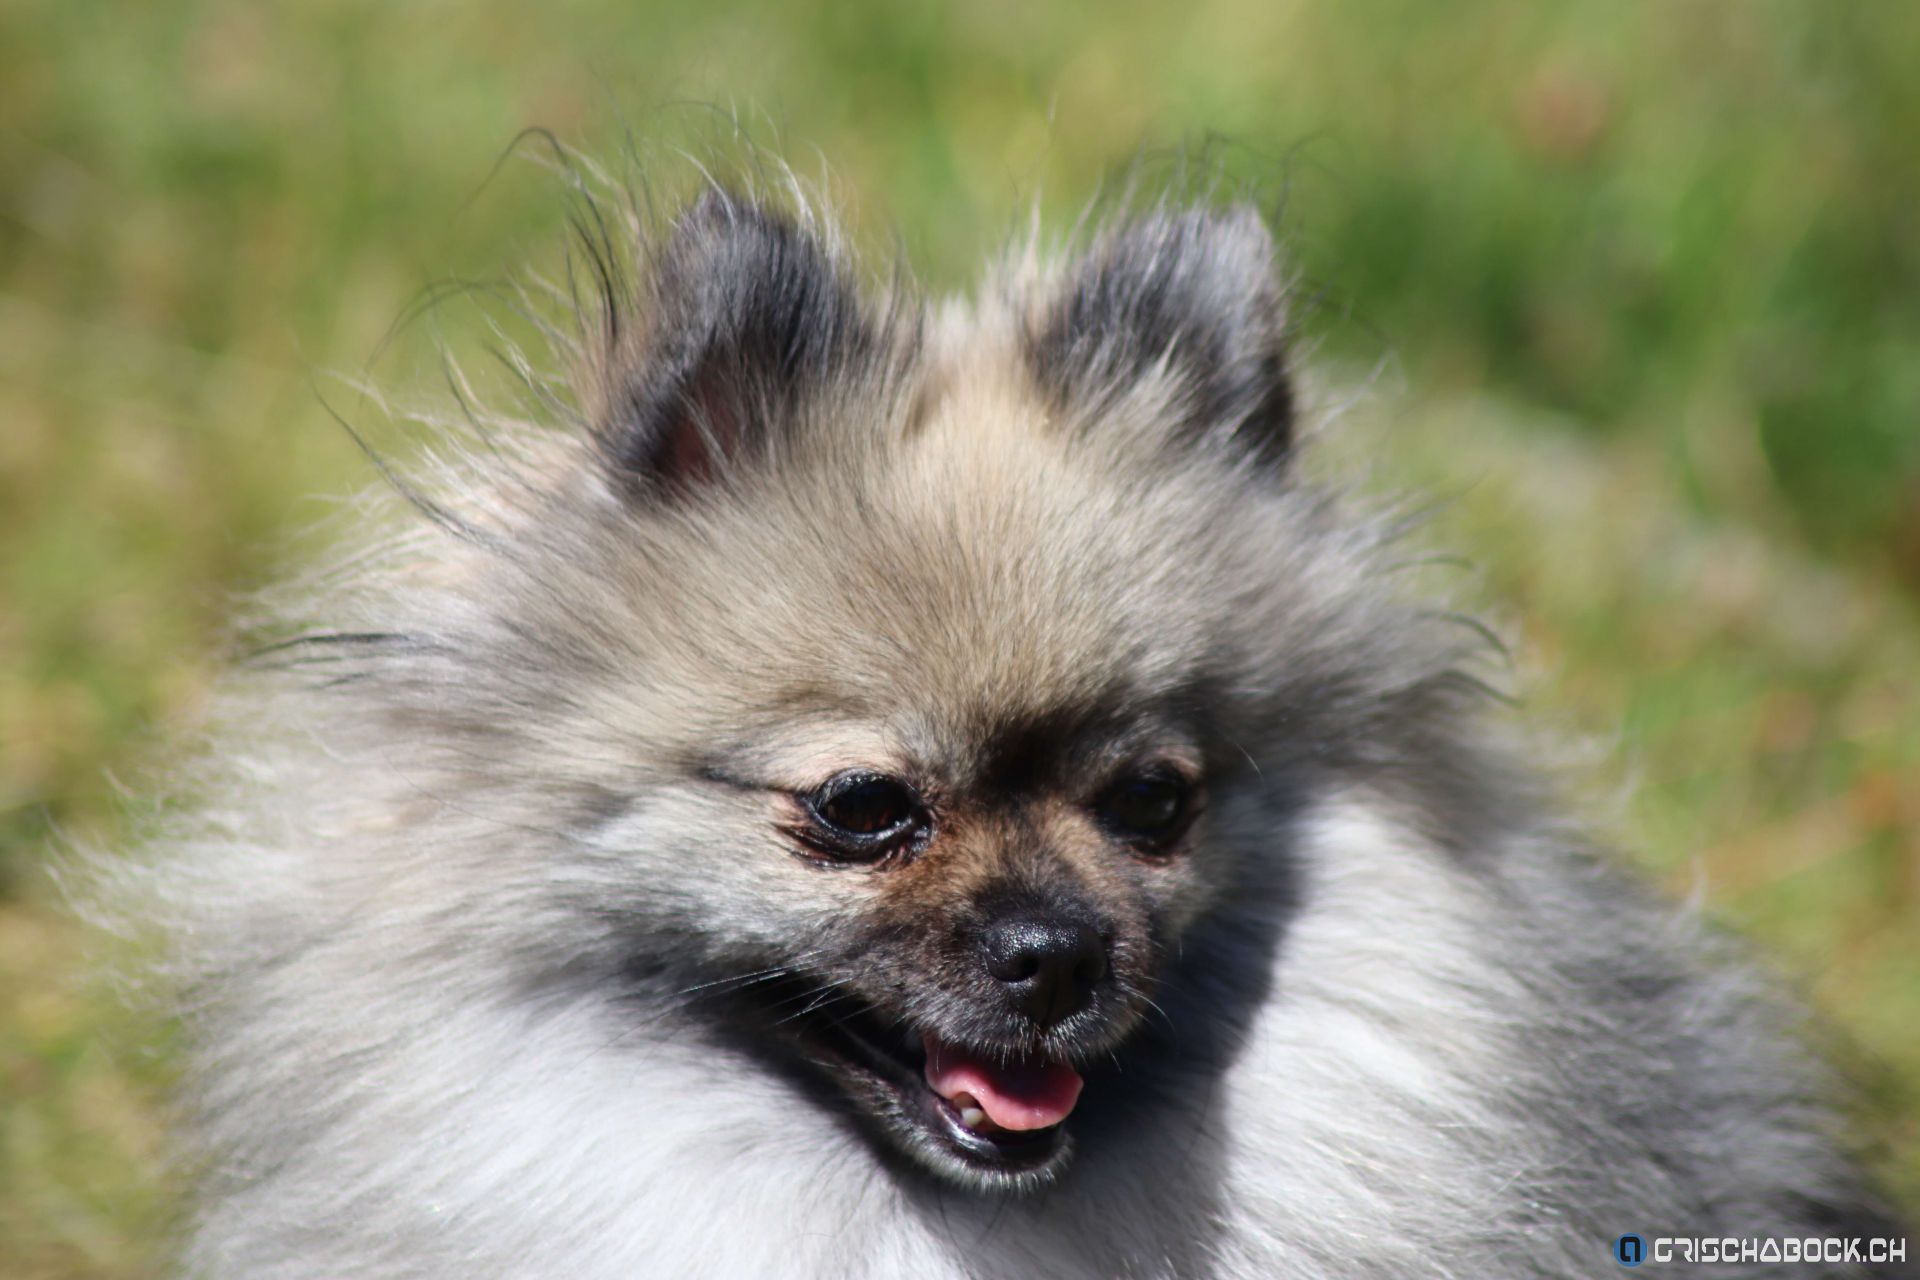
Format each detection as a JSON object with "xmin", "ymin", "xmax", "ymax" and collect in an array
[{"xmin": 775, "ymin": 989, "xmax": 1088, "ymax": 1185}]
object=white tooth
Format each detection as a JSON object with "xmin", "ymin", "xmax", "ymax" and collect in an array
[{"xmin": 949, "ymin": 1091, "xmax": 989, "ymax": 1131}]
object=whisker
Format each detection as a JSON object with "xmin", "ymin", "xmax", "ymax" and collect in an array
[
  {"xmin": 672, "ymin": 950, "xmax": 829, "ymax": 1000},
  {"xmin": 751, "ymin": 974, "xmax": 847, "ymax": 1016},
  {"xmin": 770, "ymin": 990, "xmax": 858, "ymax": 1029},
  {"xmin": 1138, "ymin": 992, "xmax": 1177, "ymax": 1035}
]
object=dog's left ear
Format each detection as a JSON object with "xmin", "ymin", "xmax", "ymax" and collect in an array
[{"xmin": 1027, "ymin": 205, "xmax": 1294, "ymax": 469}]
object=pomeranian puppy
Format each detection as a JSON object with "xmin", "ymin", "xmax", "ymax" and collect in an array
[{"xmin": 129, "ymin": 174, "xmax": 1903, "ymax": 1278}]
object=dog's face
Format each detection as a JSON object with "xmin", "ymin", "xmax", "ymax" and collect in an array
[
  {"xmin": 682, "ymin": 657, "xmax": 1220, "ymax": 1187},
  {"xmin": 408, "ymin": 193, "xmax": 1435, "ymax": 1190}
]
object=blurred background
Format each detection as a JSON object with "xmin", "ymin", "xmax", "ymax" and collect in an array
[{"xmin": 3, "ymin": 1, "xmax": 1917, "ymax": 1273}]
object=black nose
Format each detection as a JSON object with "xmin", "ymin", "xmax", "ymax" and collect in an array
[{"xmin": 979, "ymin": 915, "xmax": 1109, "ymax": 1028}]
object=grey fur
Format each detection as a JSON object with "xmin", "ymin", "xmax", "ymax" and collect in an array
[{"xmin": 117, "ymin": 172, "xmax": 1903, "ymax": 1278}]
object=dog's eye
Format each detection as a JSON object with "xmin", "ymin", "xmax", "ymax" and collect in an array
[
  {"xmin": 799, "ymin": 772, "xmax": 927, "ymax": 862},
  {"xmin": 818, "ymin": 776, "xmax": 917, "ymax": 835},
  {"xmin": 1094, "ymin": 770, "xmax": 1193, "ymax": 847}
]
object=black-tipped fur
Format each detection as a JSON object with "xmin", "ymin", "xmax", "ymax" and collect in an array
[
  {"xmin": 598, "ymin": 191, "xmax": 888, "ymax": 496},
  {"xmin": 1028, "ymin": 205, "xmax": 1294, "ymax": 468}
]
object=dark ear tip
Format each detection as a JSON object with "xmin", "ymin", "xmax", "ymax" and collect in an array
[
  {"xmin": 600, "ymin": 188, "xmax": 886, "ymax": 502},
  {"xmin": 675, "ymin": 187, "xmax": 788, "ymax": 238},
  {"xmin": 1101, "ymin": 202, "xmax": 1275, "ymax": 264},
  {"xmin": 1028, "ymin": 200, "xmax": 1294, "ymax": 470},
  {"xmin": 656, "ymin": 189, "xmax": 798, "ymax": 282}
]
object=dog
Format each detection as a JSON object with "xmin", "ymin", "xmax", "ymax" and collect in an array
[{"xmin": 127, "ymin": 172, "xmax": 1904, "ymax": 1278}]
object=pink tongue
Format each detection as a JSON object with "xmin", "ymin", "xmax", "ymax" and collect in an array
[{"xmin": 922, "ymin": 1034, "xmax": 1083, "ymax": 1131}]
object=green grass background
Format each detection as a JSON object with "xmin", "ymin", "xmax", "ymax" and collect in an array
[{"xmin": 3, "ymin": 1, "xmax": 1917, "ymax": 1273}]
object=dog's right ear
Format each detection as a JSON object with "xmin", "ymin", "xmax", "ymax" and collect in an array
[
  {"xmin": 593, "ymin": 191, "xmax": 883, "ymax": 499},
  {"xmin": 1025, "ymin": 205, "xmax": 1294, "ymax": 472}
]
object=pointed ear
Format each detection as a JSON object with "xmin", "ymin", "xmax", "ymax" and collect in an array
[
  {"xmin": 1027, "ymin": 205, "xmax": 1294, "ymax": 469},
  {"xmin": 596, "ymin": 191, "xmax": 885, "ymax": 497}
]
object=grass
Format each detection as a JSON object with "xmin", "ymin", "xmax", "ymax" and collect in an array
[{"xmin": 2, "ymin": 1, "xmax": 1916, "ymax": 1273}]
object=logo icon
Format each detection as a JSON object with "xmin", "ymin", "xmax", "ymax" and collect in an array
[{"xmin": 1615, "ymin": 1234, "xmax": 1646, "ymax": 1267}]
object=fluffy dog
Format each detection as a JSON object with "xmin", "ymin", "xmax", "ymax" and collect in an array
[{"xmin": 131, "ymin": 175, "xmax": 1902, "ymax": 1278}]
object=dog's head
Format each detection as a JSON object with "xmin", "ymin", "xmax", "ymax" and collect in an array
[{"xmin": 360, "ymin": 190, "xmax": 1474, "ymax": 1190}]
